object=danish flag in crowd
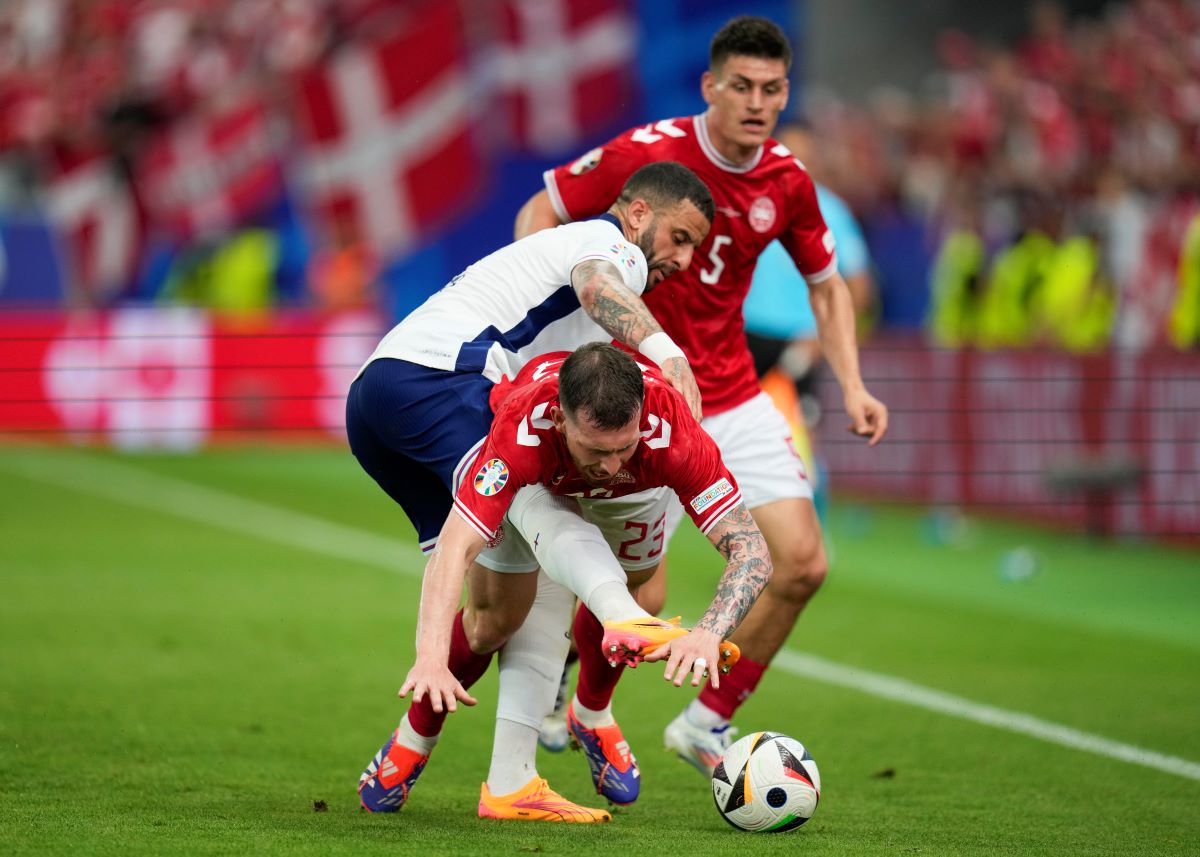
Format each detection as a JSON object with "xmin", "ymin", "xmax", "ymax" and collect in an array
[
  {"xmin": 44, "ymin": 150, "xmax": 141, "ymax": 305},
  {"xmin": 137, "ymin": 94, "xmax": 284, "ymax": 239},
  {"xmin": 290, "ymin": 0, "xmax": 482, "ymax": 257},
  {"xmin": 493, "ymin": 0, "xmax": 638, "ymax": 154}
]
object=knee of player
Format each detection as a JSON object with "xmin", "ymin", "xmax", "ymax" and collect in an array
[
  {"xmin": 464, "ymin": 611, "xmax": 520, "ymax": 654},
  {"xmin": 769, "ymin": 538, "xmax": 828, "ymax": 600}
]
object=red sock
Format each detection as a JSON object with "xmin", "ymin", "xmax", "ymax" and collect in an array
[
  {"xmin": 573, "ymin": 605, "xmax": 625, "ymax": 711},
  {"xmin": 406, "ymin": 609, "xmax": 493, "ymax": 737},
  {"xmin": 696, "ymin": 656, "xmax": 766, "ymax": 720}
]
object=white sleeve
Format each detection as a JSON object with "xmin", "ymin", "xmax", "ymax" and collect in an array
[{"xmin": 567, "ymin": 222, "xmax": 649, "ymax": 296}]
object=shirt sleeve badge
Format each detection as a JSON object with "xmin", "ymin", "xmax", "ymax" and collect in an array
[
  {"xmin": 474, "ymin": 458, "xmax": 510, "ymax": 496},
  {"xmin": 569, "ymin": 147, "xmax": 604, "ymax": 175}
]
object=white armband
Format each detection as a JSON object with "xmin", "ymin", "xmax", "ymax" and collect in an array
[{"xmin": 639, "ymin": 332, "xmax": 686, "ymax": 367}]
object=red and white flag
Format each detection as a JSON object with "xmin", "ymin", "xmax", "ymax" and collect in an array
[
  {"xmin": 291, "ymin": 1, "xmax": 482, "ymax": 257},
  {"xmin": 44, "ymin": 152, "xmax": 140, "ymax": 304},
  {"xmin": 138, "ymin": 95, "xmax": 284, "ymax": 239},
  {"xmin": 491, "ymin": 0, "xmax": 638, "ymax": 153}
]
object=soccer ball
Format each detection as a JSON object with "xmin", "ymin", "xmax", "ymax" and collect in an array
[{"xmin": 711, "ymin": 731, "xmax": 821, "ymax": 832}]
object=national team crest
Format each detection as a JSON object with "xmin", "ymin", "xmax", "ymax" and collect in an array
[
  {"xmin": 569, "ymin": 147, "xmax": 604, "ymax": 175},
  {"xmin": 748, "ymin": 196, "xmax": 776, "ymax": 233},
  {"xmin": 474, "ymin": 458, "xmax": 510, "ymax": 496}
]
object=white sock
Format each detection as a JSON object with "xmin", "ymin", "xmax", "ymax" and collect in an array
[
  {"xmin": 395, "ymin": 711, "xmax": 439, "ymax": 755},
  {"xmin": 570, "ymin": 694, "xmax": 615, "ymax": 729},
  {"xmin": 495, "ymin": 572, "xmax": 576, "ymax": 729},
  {"xmin": 685, "ymin": 698, "xmax": 728, "ymax": 731},
  {"xmin": 489, "ymin": 571, "xmax": 574, "ymax": 793},
  {"xmin": 585, "ymin": 580, "xmax": 651, "ymax": 624},
  {"xmin": 486, "ymin": 718, "xmax": 540, "ymax": 796}
]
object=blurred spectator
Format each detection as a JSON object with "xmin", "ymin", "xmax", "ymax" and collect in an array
[
  {"xmin": 1170, "ymin": 211, "xmax": 1200, "ymax": 347},
  {"xmin": 309, "ymin": 212, "xmax": 377, "ymax": 310}
]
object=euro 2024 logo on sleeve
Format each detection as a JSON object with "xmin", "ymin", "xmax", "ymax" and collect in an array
[
  {"xmin": 474, "ymin": 458, "xmax": 510, "ymax": 496},
  {"xmin": 608, "ymin": 243, "xmax": 638, "ymax": 270},
  {"xmin": 569, "ymin": 147, "xmax": 603, "ymax": 175}
]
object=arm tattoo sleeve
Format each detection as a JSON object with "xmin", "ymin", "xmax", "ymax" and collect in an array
[
  {"xmin": 570, "ymin": 259, "xmax": 663, "ymax": 348},
  {"xmin": 697, "ymin": 503, "xmax": 773, "ymax": 638}
]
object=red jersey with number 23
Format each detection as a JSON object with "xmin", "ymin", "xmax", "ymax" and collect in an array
[
  {"xmin": 544, "ymin": 114, "xmax": 838, "ymax": 416},
  {"xmin": 453, "ymin": 353, "xmax": 742, "ymax": 544}
]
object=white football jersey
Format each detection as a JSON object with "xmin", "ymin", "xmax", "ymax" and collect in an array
[{"xmin": 361, "ymin": 216, "xmax": 647, "ymax": 382}]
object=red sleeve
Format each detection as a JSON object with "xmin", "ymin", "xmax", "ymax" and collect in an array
[
  {"xmin": 645, "ymin": 384, "xmax": 742, "ymax": 535},
  {"xmin": 452, "ymin": 412, "xmax": 539, "ymax": 542},
  {"xmin": 779, "ymin": 169, "xmax": 838, "ymax": 283},
  {"xmin": 544, "ymin": 128, "xmax": 651, "ymax": 222}
]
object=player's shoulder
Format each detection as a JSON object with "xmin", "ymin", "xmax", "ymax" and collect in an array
[
  {"xmin": 488, "ymin": 377, "xmax": 559, "ymax": 462},
  {"xmin": 558, "ymin": 216, "xmax": 624, "ymax": 244},
  {"xmin": 608, "ymin": 115, "xmax": 696, "ymax": 154},
  {"xmin": 759, "ymin": 138, "xmax": 817, "ymax": 185},
  {"xmin": 497, "ymin": 361, "xmax": 563, "ymax": 409}
]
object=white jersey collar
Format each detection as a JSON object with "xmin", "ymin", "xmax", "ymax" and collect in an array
[{"xmin": 695, "ymin": 113, "xmax": 763, "ymax": 174}]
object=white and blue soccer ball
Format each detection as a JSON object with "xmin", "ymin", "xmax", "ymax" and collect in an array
[{"xmin": 711, "ymin": 731, "xmax": 821, "ymax": 832}]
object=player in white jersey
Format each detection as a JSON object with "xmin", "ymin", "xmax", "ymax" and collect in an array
[
  {"xmin": 365, "ymin": 209, "xmax": 669, "ymax": 388},
  {"xmin": 348, "ymin": 161, "xmax": 711, "ymax": 554},
  {"xmin": 349, "ymin": 163, "xmax": 714, "ymax": 818}
]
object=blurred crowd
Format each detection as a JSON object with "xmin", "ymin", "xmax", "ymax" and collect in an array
[
  {"xmin": 807, "ymin": 0, "xmax": 1200, "ymax": 350},
  {"xmin": 0, "ymin": 0, "xmax": 385, "ymax": 160},
  {"xmin": 0, "ymin": 0, "xmax": 406, "ymax": 310},
  {"xmin": 0, "ymin": 0, "xmax": 644, "ymax": 316},
  {"xmin": 1, "ymin": 0, "xmax": 1198, "ymax": 350}
]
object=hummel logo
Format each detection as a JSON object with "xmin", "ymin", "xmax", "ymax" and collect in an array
[{"xmin": 716, "ymin": 206, "xmax": 742, "ymax": 218}]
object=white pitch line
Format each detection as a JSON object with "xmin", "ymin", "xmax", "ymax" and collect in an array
[
  {"xmin": 0, "ymin": 451, "xmax": 424, "ymax": 575},
  {"xmin": 6, "ymin": 451, "xmax": 1199, "ymax": 783},
  {"xmin": 772, "ymin": 650, "xmax": 1200, "ymax": 782}
]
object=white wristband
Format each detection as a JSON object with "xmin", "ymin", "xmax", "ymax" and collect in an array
[{"xmin": 639, "ymin": 331, "xmax": 686, "ymax": 367}]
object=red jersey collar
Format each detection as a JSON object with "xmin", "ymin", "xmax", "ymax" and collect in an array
[{"xmin": 694, "ymin": 112, "xmax": 764, "ymax": 174}]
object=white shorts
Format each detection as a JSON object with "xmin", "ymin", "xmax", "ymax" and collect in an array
[
  {"xmin": 477, "ymin": 485, "xmax": 672, "ymax": 575},
  {"xmin": 665, "ymin": 391, "xmax": 811, "ymax": 540}
]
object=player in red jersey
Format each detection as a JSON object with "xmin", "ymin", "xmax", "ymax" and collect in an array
[
  {"xmin": 514, "ymin": 16, "xmax": 889, "ymax": 774},
  {"xmin": 359, "ymin": 343, "xmax": 772, "ymax": 819}
]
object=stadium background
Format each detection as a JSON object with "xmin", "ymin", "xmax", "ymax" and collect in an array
[{"xmin": 1, "ymin": 2, "xmax": 1197, "ymax": 855}]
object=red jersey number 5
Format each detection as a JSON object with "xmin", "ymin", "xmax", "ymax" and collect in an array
[{"xmin": 700, "ymin": 235, "xmax": 732, "ymax": 285}]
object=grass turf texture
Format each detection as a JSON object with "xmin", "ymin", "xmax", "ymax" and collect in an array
[{"xmin": 1, "ymin": 446, "xmax": 1197, "ymax": 856}]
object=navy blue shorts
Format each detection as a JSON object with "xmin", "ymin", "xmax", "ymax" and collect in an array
[{"xmin": 345, "ymin": 358, "xmax": 495, "ymax": 549}]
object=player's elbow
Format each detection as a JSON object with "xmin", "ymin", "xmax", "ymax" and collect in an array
[
  {"xmin": 845, "ymin": 270, "xmax": 875, "ymax": 315},
  {"xmin": 572, "ymin": 275, "xmax": 605, "ymax": 316}
]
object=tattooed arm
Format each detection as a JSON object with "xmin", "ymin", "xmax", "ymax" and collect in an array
[
  {"xmin": 644, "ymin": 502, "xmax": 772, "ymax": 689},
  {"xmin": 570, "ymin": 258, "xmax": 703, "ymax": 419},
  {"xmin": 696, "ymin": 502, "xmax": 773, "ymax": 638}
]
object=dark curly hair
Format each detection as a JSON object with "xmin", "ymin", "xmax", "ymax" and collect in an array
[
  {"xmin": 617, "ymin": 161, "xmax": 714, "ymax": 225},
  {"xmin": 710, "ymin": 16, "xmax": 792, "ymax": 72}
]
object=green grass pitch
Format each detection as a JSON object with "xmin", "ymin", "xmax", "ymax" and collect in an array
[{"xmin": 1, "ymin": 446, "xmax": 1197, "ymax": 856}]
